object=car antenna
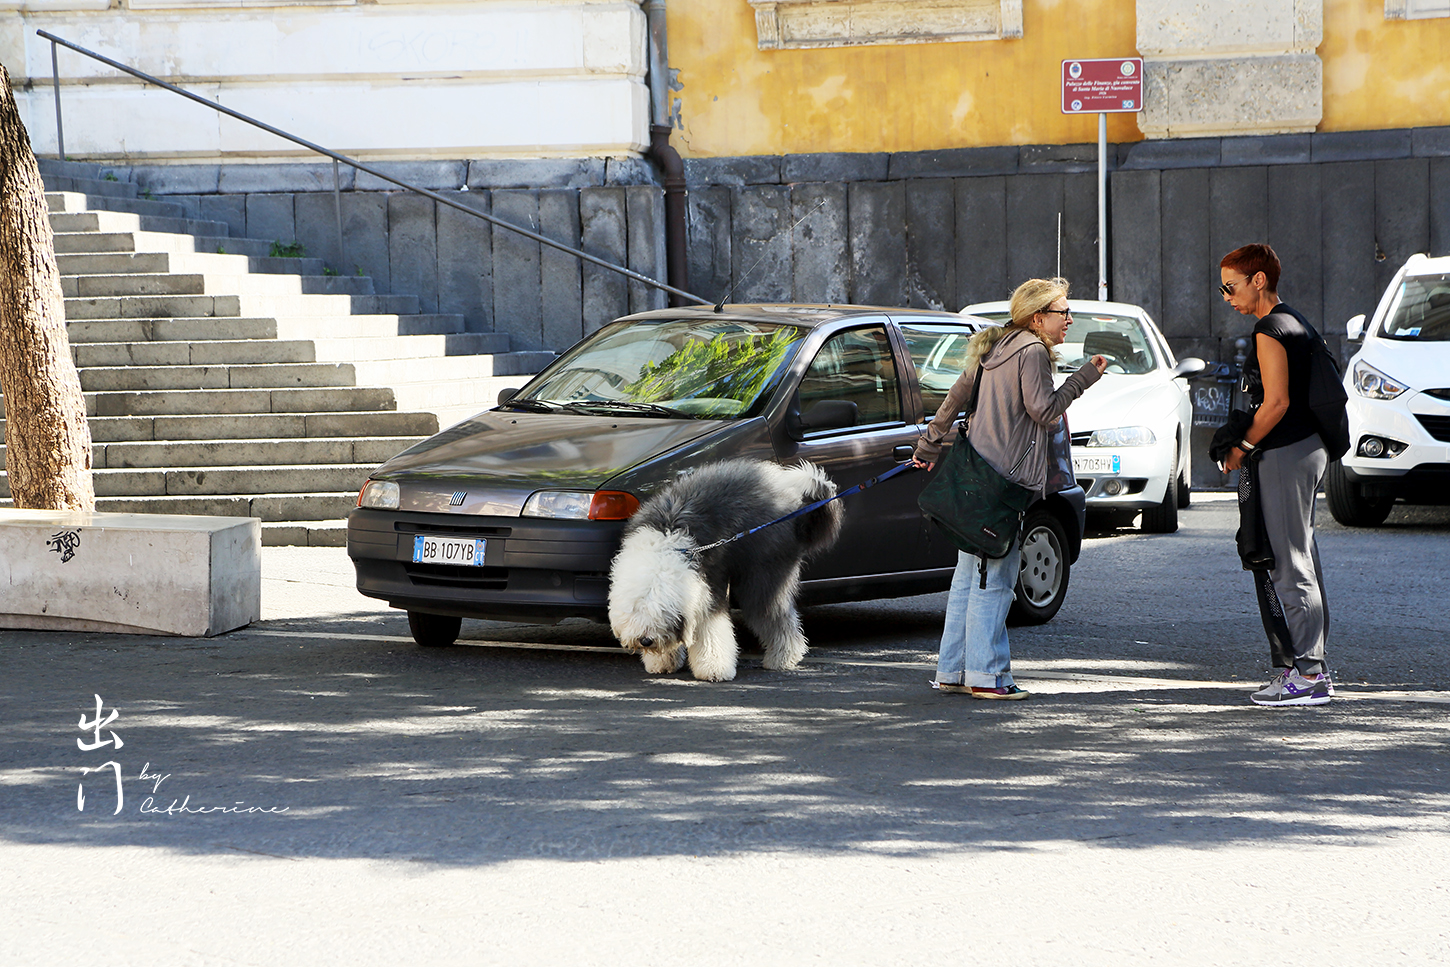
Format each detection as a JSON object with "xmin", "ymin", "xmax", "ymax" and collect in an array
[{"xmin": 713, "ymin": 199, "xmax": 826, "ymax": 313}]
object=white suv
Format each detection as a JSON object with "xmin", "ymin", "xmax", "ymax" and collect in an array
[{"xmin": 1326, "ymin": 253, "xmax": 1450, "ymax": 526}]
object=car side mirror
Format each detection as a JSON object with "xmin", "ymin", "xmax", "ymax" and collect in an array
[
  {"xmin": 1171, "ymin": 357, "xmax": 1207, "ymax": 378},
  {"xmin": 497, "ymin": 387, "xmax": 520, "ymax": 405},
  {"xmin": 1346, "ymin": 314, "xmax": 1366, "ymax": 341},
  {"xmin": 785, "ymin": 399, "xmax": 858, "ymax": 439}
]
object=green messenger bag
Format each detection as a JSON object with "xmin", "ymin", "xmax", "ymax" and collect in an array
[
  {"xmin": 916, "ymin": 361, "xmax": 1035, "ymax": 563},
  {"xmin": 918, "ymin": 428, "xmax": 1035, "ymax": 561}
]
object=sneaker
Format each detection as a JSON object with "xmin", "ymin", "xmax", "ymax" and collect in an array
[
  {"xmin": 1250, "ymin": 669, "xmax": 1331, "ymax": 707},
  {"xmin": 931, "ymin": 680, "xmax": 971, "ymax": 693},
  {"xmin": 970, "ymin": 685, "xmax": 1030, "ymax": 701}
]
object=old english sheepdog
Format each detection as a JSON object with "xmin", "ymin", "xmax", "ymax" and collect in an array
[{"xmin": 608, "ymin": 459, "xmax": 844, "ymax": 682}]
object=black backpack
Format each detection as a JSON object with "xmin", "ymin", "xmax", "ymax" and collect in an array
[{"xmin": 1265, "ymin": 311, "xmax": 1351, "ymax": 460}]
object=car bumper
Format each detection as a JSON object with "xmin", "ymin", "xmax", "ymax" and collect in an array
[
  {"xmin": 1071, "ymin": 442, "xmax": 1173, "ymax": 511},
  {"xmin": 1342, "ymin": 395, "xmax": 1450, "ymax": 500},
  {"xmin": 347, "ymin": 508, "xmax": 625, "ymax": 622}
]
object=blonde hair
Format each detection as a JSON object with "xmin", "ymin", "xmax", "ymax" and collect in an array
[{"xmin": 964, "ymin": 276, "xmax": 1069, "ymax": 370}]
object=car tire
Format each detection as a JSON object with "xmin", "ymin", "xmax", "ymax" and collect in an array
[
  {"xmin": 1140, "ymin": 445, "xmax": 1180, "ymax": 533},
  {"xmin": 408, "ymin": 611, "xmax": 462, "ymax": 646},
  {"xmin": 1176, "ymin": 443, "xmax": 1191, "ymax": 509},
  {"xmin": 1010, "ymin": 507, "xmax": 1070, "ymax": 626},
  {"xmin": 1325, "ymin": 459, "xmax": 1394, "ymax": 527}
]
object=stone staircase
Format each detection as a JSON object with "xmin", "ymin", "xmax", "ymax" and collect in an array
[{"xmin": 0, "ymin": 159, "xmax": 553, "ymax": 545}]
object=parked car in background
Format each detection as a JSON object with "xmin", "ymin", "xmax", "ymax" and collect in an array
[
  {"xmin": 348, "ymin": 306, "xmax": 1088, "ymax": 646},
  {"xmin": 1327, "ymin": 253, "xmax": 1450, "ymax": 525},
  {"xmin": 963, "ymin": 300, "xmax": 1204, "ymax": 533}
]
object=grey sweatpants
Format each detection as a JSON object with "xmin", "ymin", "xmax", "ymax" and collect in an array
[{"xmin": 1254, "ymin": 434, "xmax": 1330, "ymax": 674}]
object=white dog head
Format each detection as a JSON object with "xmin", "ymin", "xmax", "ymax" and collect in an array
[{"xmin": 608, "ymin": 527, "xmax": 705, "ymax": 667}]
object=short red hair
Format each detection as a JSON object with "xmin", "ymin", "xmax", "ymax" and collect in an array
[{"xmin": 1220, "ymin": 244, "xmax": 1281, "ymax": 292}]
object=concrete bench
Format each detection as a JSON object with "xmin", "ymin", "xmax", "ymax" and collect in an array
[{"xmin": 0, "ymin": 509, "xmax": 260, "ymax": 636}]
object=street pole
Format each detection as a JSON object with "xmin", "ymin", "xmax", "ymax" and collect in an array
[{"xmin": 1098, "ymin": 111, "xmax": 1107, "ymax": 302}]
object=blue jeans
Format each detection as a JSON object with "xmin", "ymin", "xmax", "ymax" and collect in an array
[{"xmin": 935, "ymin": 543, "xmax": 1020, "ymax": 688}]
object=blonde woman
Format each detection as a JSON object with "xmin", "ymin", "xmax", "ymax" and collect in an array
[{"xmin": 912, "ymin": 278, "xmax": 1107, "ymax": 699}]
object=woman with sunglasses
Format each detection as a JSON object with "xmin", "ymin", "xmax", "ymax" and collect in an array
[
  {"xmin": 1219, "ymin": 244, "xmax": 1334, "ymax": 706},
  {"xmin": 912, "ymin": 277, "xmax": 1107, "ymax": 699}
]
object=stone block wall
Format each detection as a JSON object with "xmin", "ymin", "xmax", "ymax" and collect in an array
[
  {"xmin": 686, "ymin": 126, "xmax": 1450, "ymax": 367},
  {"xmin": 126, "ymin": 159, "xmax": 667, "ymax": 353}
]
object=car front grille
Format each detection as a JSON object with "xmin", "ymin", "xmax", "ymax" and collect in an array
[
  {"xmin": 403, "ymin": 563, "xmax": 509, "ymax": 589},
  {"xmin": 400, "ymin": 521, "xmax": 512, "ymax": 538},
  {"xmin": 1416, "ymin": 414, "xmax": 1450, "ymax": 442},
  {"xmin": 1070, "ymin": 431, "xmax": 1092, "ymax": 446},
  {"xmin": 1424, "ymin": 388, "xmax": 1450, "ymax": 402}
]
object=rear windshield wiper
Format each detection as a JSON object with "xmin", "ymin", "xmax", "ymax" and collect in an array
[
  {"xmin": 560, "ymin": 400, "xmax": 692, "ymax": 418},
  {"xmin": 495, "ymin": 398, "xmax": 558, "ymax": 413}
]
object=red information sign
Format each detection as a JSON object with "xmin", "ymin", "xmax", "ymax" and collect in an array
[{"xmin": 1061, "ymin": 58, "xmax": 1143, "ymax": 114}]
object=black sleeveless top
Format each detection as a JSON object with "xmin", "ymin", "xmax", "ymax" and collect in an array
[{"xmin": 1239, "ymin": 302, "xmax": 1318, "ymax": 451}]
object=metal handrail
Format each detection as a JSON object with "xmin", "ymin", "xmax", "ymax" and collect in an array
[{"xmin": 37, "ymin": 29, "xmax": 710, "ymax": 306}]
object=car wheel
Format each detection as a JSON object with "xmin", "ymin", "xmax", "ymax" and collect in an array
[
  {"xmin": 1176, "ymin": 442, "xmax": 1191, "ymax": 509},
  {"xmin": 408, "ymin": 611, "xmax": 462, "ymax": 646},
  {"xmin": 1010, "ymin": 508, "xmax": 1070, "ymax": 625},
  {"xmin": 1324, "ymin": 459, "xmax": 1394, "ymax": 527},
  {"xmin": 1140, "ymin": 444, "xmax": 1180, "ymax": 533}
]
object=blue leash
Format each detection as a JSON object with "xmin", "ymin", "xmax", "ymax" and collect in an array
[{"xmin": 692, "ymin": 461, "xmax": 918, "ymax": 555}]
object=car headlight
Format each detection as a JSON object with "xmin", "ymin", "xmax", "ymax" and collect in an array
[
  {"xmin": 521, "ymin": 490, "xmax": 640, "ymax": 520},
  {"xmin": 1353, "ymin": 360, "xmax": 1409, "ymax": 399},
  {"xmin": 357, "ymin": 479, "xmax": 400, "ymax": 510},
  {"xmin": 1084, "ymin": 426, "xmax": 1156, "ymax": 447}
]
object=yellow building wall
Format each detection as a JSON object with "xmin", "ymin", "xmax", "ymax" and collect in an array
[
  {"xmin": 671, "ymin": 0, "xmax": 1450, "ymax": 158},
  {"xmin": 1320, "ymin": 0, "xmax": 1450, "ymax": 133},
  {"xmin": 671, "ymin": 0, "xmax": 1141, "ymax": 157}
]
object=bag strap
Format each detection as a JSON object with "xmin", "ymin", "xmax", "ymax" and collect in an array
[{"xmin": 957, "ymin": 361, "xmax": 986, "ymax": 440}]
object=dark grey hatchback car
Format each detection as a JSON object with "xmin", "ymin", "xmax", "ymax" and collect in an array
[{"xmin": 347, "ymin": 305, "xmax": 1087, "ymax": 645}]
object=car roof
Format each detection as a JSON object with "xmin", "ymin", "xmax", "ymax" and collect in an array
[
  {"xmin": 1401, "ymin": 253, "xmax": 1450, "ymax": 277},
  {"xmin": 962, "ymin": 299, "xmax": 1149, "ymax": 316},
  {"xmin": 619, "ymin": 304, "xmax": 973, "ymax": 329}
]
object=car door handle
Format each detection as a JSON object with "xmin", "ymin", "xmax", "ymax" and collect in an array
[{"xmin": 893, "ymin": 445, "xmax": 914, "ymax": 462}]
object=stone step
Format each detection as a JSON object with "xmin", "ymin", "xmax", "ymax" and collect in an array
[
  {"xmin": 262, "ymin": 520, "xmax": 348, "ymax": 547},
  {"xmin": 0, "ymin": 437, "xmax": 414, "ymax": 471},
  {"xmin": 61, "ymin": 270, "xmax": 377, "ymax": 299},
  {"xmin": 64, "ymin": 313, "xmax": 473, "ymax": 344},
  {"xmin": 42, "ymin": 175, "xmax": 140, "ymax": 200},
  {"xmin": 38, "ymin": 158, "xmax": 123, "ymax": 182},
  {"xmin": 64, "ymin": 291, "xmax": 417, "ymax": 320},
  {"xmin": 0, "ymin": 411, "xmax": 439, "ymax": 443},
  {"xmin": 52, "ymin": 231, "xmax": 276, "ymax": 259},
  {"xmin": 96, "ymin": 493, "xmax": 359, "ymax": 524},
  {"xmin": 49, "ymin": 209, "xmax": 233, "ymax": 238},
  {"xmin": 0, "ymin": 464, "xmax": 379, "ymax": 498},
  {"xmin": 74, "ymin": 331, "xmax": 507, "ymax": 368},
  {"xmin": 78, "ymin": 362, "xmax": 360, "ymax": 392},
  {"xmin": 47, "ymin": 190, "xmax": 187, "ymax": 220},
  {"xmin": 84, "ymin": 385, "xmax": 400, "ymax": 417}
]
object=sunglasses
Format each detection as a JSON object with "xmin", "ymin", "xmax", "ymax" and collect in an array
[
  {"xmin": 1219, "ymin": 273, "xmax": 1257, "ymax": 297},
  {"xmin": 1040, "ymin": 308, "xmax": 1072, "ymax": 318}
]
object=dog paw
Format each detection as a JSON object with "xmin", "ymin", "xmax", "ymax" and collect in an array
[
  {"xmin": 691, "ymin": 666, "xmax": 737, "ymax": 682},
  {"xmin": 641, "ymin": 648, "xmax": 685, "ymax": 675}
]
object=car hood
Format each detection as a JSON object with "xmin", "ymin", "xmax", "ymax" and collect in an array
[
  {"xmin": 1051, "ymin": 373, "xmax": 1169, "ymax": 432},
  {"xmin": 372, "ymin": 412, "xmax": 732, "ymax": 490},
  {"xmin": 1355, "ymin": 338, "xmax": 1450, "ymax": 393}
]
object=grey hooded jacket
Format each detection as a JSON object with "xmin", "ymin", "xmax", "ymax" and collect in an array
[{"xmin": 913, "ymin": 328, "xmax": 1102, "ymax": 496}]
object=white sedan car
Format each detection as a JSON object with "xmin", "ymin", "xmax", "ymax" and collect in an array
[
  {"xmin": 962, "ymin": 300, "xmax": 1205, "ymax": 533},
  {"xmin": 1327, "ymin": 253, "xmax": 1450, "ymax": 525}
]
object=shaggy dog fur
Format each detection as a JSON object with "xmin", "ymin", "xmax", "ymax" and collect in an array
[{"xmin": 608, "ymin": 459, "xmax": 844, "ymax": 682}]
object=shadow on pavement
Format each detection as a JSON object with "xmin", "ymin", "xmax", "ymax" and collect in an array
[{"xmin": 3, "ymin": 610, "xmax": 1447, "ymax": 867}]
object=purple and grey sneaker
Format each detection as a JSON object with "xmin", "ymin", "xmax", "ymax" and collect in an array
[{"xmin": 1250, "ymin": 669, "xmax": 1332, "ymax": 707}]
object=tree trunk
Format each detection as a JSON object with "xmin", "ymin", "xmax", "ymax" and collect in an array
[{"xmin": 0, "ymin": 61, "xmax": 94, "ymax": 512}]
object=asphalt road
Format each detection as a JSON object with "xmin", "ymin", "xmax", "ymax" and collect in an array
[{"xmin": 2, "ymin": 495, "xmax": 1447, "ymax": 966}]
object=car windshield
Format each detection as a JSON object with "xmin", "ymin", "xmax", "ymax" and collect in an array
[
  {"xmin": 972, "ymin": 310, "xmax": 1159, "ymax": 375},
  {"xmin": 1381, "ymin": 273, "xmax": 1450, "ymax": 341},
  {"xmin": 511, "ymin": 317, "xmax": 808, "ymax": 418}
]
